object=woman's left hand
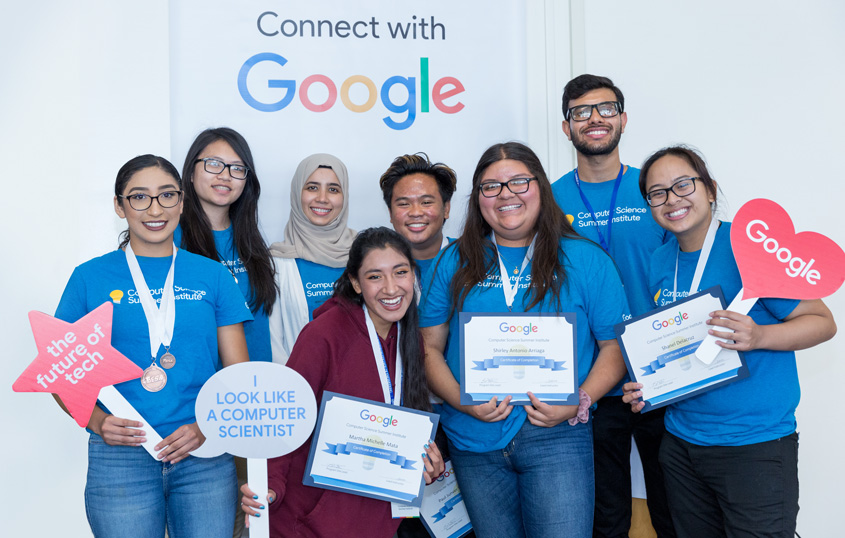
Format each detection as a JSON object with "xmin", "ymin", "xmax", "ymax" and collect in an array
[
  {"xmin": 706, "ymin": 309, "xmax": 762, "ymax": 351},
  {"xmin": 524, "ymin": 392, "xmax": 577, "ymax": 427},
  {"xmin": 154, "ymin": 422, "xmax": 206, "ymax": 464},
  {"xmin": 421, "ymin": 440, "xmax": 445, "ymax": 484}
]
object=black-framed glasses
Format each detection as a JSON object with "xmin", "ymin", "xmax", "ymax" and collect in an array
[
  {"xmin": 566, "ymin": 101, "xmax": 621, "ymax": 122},
  {"xmin": 478, "ymin": 177, "xmax": 537, "ymax": 198},
  {"xmin": 119, "ymin": 191, "xmax": 183, "ymax": 211},
  {"xmin": 645, "ymin": 178, "xmax": 700, "ymax": 207},
  {"xmin": 195, "ymin": 158, "xmax": 249, "ymax": 180}
]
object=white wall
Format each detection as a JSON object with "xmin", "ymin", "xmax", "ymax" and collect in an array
[{"xmin": 3, "ymin": 1, "xmax": 842, "ymax": 536}]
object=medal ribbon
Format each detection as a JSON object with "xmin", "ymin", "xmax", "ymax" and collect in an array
[
  {"xmin": 492, "ymin": 234, "xmax": 536, "ymax": 310},
  {"xmin": 672, "ymin": 218, "xmax": 720, "ymax": 301},
  {"xmin": 362, "ymin": 305, "xmax": 403, "ymax": 406},
  {"xmin": 125, "ymin": 243, "xmax": 177, "ymax": 361},
  {"xmin": 413, "ymin": 235, "xmax": 450, "ymax": 301},
  {"xmin": 573, "ymin": 163, "xmax": 624, "ymax": 252}
]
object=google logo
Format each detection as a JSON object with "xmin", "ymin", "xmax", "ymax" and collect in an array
[
  {"xmin": 499, "ymin": 322, "xmax": 539, "ymax": 335},
  {"xmin": 652, "ymin": 311, "xmax": 689, "ymax": 331},
  {"xmin": 360, "ymin": 409, "xmax": 398, "ymax": 428},
  {"xmin": 237, "ymin": 53, "xmax": 465, "ymax": 131}
]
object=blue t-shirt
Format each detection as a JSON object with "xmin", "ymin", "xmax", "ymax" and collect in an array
[
  {"xmin": 175, "ymin": 225, "xmax": 272, "ymax": 362},
  {"xmin": 649, "ymin": 222, "xmax": 800, "ymax": 446},
  {"xmin": 55, "ymin": 249, "xmax": 252, "ymax": 437},
  {"xmin": 419, "ymin": 238, "xmax": 629, "ymax": 452},
  {"xmin": 295, "ymin": 258, "xmax": 344, "ymax": 321},
  {"xmin": 415, "ymin": 236, "xmax": 454, "ymax": 297}
]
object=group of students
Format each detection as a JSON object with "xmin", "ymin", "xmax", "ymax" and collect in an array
[{"xmin": 52, "ymin": 74, "xmax": 835, "ymax": 538}]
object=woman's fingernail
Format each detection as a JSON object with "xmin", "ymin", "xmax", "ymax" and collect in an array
[
  {"xmin": 423, "ymin": 443, "xmax": 430, "ymax": 450},
  {"xmin": 253, "ymin": 495, "xmax": 259, "ymax": 499},
  {"xmin": 254, "ymin": 513, "xmax": 261, "ymax": 518},
  {"xmin": 259, "ymin": 505, "xmax": 265, "ymax": 510},
  {"xmin": 422, "ymin": 453, "xmax": 427, "ymax": 459}
]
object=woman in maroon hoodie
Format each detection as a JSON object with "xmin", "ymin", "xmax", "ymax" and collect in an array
[{"xmin": 241, "ymin": 227, "xmax": 444, "ymax": 537}]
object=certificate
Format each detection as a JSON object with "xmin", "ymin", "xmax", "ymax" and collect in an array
[
  {"xmin": 419, "ymin": 460, "xmax": 473, "ymax": 538},
  {"xmin": 302, "ymin": 392, "xmax": 439, "ymax": 507},
  {"xmin": 459, "ymin": 312, "xmax": 578, "ymax": 405},
  {"xmin": 614, "ymin": 286, "xmax": 748, "ymax": 412}
]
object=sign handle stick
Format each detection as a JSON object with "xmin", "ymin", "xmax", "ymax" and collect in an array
[
  {"xmin": 694, "ymin": 287, "xmax": 757, "ymax": 365},
  {"xmin": 247, "ymin": 457, "xmax": 270, "ymax": 538},
  {"xmin": 98, "ymin": 385, "xmax": 163, "ymax": 458}
]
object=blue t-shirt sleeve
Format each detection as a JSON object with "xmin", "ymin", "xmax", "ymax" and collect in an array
[
  {"xmin": 213, "ymin": 264, "xmax": 254, "ymax": 327},
  {"xmin": 418, "ymin": 246, "xmax": 457, "ymax": 328},
  {"xmin": 55, "ymin": 267, "xmax": 89, "ymax": 322},
  {"xmin": 756, "ymin": 296, "xmax": 800, "ymax": 322},
  {"xmin": 574, "ymin": 242, "xmax": 629, "ymax": 340}
]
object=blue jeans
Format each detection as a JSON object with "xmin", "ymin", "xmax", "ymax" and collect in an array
[
  {"xmin": 85, "ymin": 433, "xmax": 236, "ymax": 538},
  {"xmin": 448, "ymin": 420, "xmax": 594, "ymax": 538}
]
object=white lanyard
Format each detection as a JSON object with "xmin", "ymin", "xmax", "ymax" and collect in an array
[
  {"xmin": 673, "ymin": 218, "xmax": 719, "ymax": 300},
  {"xmin": 413, "ymin": 235, "xmax": 450, "ymax": 301},
  {"xmin": 362, "ymin": 305, "xmax": 403, "ymax": 406},
  {"xmin": 492, "ymin": 234, "xmax": 536, "ymax": 310},
  {"xmin": 125, "ymin": 243, "xmax": 177, "ymax": 361}
]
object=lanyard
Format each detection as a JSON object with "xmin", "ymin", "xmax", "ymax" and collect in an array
[
  {"xmin": 492, "ymin": 234, "xmax": 536, "ymax": 310},
  {"xmin": 672, "ymin": 218, "xmax": 720, "ymax": 300},
  {"xmin": 573, "ymin": 164, "xmax": 624, "ymax": 252},
  {"xmin": 125, "ymin": 243, "xmax": 177, "ymax": 361},
  {"xmin": 362, "ymin": 305, "xmax": 403, "ymax": 406},
  {"xmin": 413, "ymin": 235, "xmax": 450, "ymax": 301}
]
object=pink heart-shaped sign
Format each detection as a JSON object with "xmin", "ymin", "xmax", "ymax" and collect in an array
[{"xmin": 731, "ymin": 198, "xmax": 845, "ymax": 300}]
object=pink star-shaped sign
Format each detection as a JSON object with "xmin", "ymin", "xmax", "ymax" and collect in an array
[{"xmin": 13, "ymin": 302, "xmax": 143, "ymax": 427}]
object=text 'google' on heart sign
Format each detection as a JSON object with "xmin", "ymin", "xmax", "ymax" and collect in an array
[{"xmin": 731, "ymin": 198, "xmax": 845, "ymax": 301}]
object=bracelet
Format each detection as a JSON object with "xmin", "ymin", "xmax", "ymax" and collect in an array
[{"xmin": 567, "ymin": 388, "xmax": 592, "ymax": 426}]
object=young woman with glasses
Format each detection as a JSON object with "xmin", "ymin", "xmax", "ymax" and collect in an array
[
  {"xmin": 623, "ymin": 145, "xmax": 836, "ymax": 537},
  {"xmin": 418, "ymin": 142, "xmax": 630, "ymax": 537},
  {"xmin": 54, "ymin": 154, "xmax": 251, "ymax": 536},
  {"xmin": 240, "ymin": 227, "xmax": 444, "ymax": 537},
  {"xmin": 267, "ymin": 153, "xmax": 357, "ymax": 363}
]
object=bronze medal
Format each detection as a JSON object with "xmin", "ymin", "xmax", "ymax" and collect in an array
[
  {"xmin": 141, "ymin": 364, "xmax": 167, "ymax": 392},
  {"xmin": 160, "ymin": 352, "xmax": 176, "ymax": 370}
]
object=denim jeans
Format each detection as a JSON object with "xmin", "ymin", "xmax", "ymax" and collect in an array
[
  {"xmin": 659, "ymin": 432, "xmax": 799, "ymax": 538},
  {"xmin": 84, "ymin": 433, "xmax": 236, "ymax": 538},
  {"xmin": 448, "ymin": 420, "xmax": 594, "ymax": 538}
]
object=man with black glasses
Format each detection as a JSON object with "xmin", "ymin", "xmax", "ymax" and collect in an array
[{"xmin": 552, "ymin": 74, "xmax": 675, "ymax": 538}]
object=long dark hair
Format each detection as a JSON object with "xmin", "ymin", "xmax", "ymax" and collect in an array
[
  {"xmin": 115, "ymin": 154, "xmax": 182, "ymax": 249},
  {"xmin": 179, "ymin": 127, "xmax": 276, "ymax": 314},
  {"xmin": 334, "ymin": 227, "xmax": 431, "ymax": 412},
  {"xmin": 449, "ymin": 142, "xmax": 580, "ymax": 313}
]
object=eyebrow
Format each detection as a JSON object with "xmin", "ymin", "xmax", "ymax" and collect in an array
[
  {"xmin": 205, "ymin": 155, "xmax": 244, "ymax": 164},
  {"xmin": 393, "ymin": 193, "xmax": 438, "ymax": 202},
  {"xmin": 305, "ymin": 181, "xmax": 342, "ymax": 189},
  {"xmin": 648, "ymin": 176, "xmax": 694, "ymax": 190},
  {"xmin": 364, "ymin": 263, "xmax": 410, "ymax": 274},
  {"xmin": 126, "ymin": 184, "xmax": 180, "ymax": 193}
]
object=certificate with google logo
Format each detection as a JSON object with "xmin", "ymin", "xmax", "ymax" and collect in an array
[
  {"xmin": 303, "ymin": 392, "xmax": 439, "ymax": 507},
  {"xmin": 458, "ymin": 313, "xmax": 579, "ymax": 405},
  {"xmin": 614, "ymin": 286, "xmax": 748, "ymax": 412}
]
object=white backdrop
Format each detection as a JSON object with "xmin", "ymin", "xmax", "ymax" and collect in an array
[{"xmin": 2, "ymin": 2, "xmax": 843, "ymax": 536}]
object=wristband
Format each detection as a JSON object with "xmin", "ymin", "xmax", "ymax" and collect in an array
[{"xmin": 567, "ymin": 388, "xmax": 592, "ymax": 426}]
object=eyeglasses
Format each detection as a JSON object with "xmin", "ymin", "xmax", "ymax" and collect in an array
[
  {"xmin": 566, "ymin": 101, "xmax": 621, "ymax": 122},
  {"xmin": 645, "ymin": 178, "xmax": 700, "ymax": 207},
  {"xmin": 478, "ymin": 177, "xmax": 537, "ymax": 198},
  {"xmin": 195, "ymin": 158, "xmax": 249, "ymax": 180},
  {"xmin": 119, "ymin": 190, "xmax": 183, "ymax": 211}
]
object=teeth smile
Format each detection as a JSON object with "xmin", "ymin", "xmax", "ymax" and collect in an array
[
  {"xmin": 668, "ymin": 207, "xmax": 689, "ymax": 218},
  {"xmin": 213, "ymin": 185, "xmax": 231, "ymax": 192},
  {"xmin": 407, "ymin": 223, "xmax": 427, "ymax": 229},
  {"xmin": 144, "ymin": 221, "xmax": 166, "ymax": 228},
  {"xmin": 311, "ymin": 207, "xmax": 331, "ymax": 215},
  {"xmin": 380, "ymin": 297, "xmax": 401, "ymax": 306},
  {"xmin": 498, "ymin": 204, "xmax": 521, "ymax": 212}
]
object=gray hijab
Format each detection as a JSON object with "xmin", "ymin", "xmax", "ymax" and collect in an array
[{"xmin": 269, "ymin": 153, "xmax": 357, "ymax": 267}]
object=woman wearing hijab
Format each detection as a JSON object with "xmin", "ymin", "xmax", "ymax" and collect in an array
[{"xmin": 269, "ymin": 153, "xmax": 357, "ymax": 363}]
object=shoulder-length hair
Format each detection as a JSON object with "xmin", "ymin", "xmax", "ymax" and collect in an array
[
  {"xmin": 449, "ymin": 142, "xmax": 580, "ymax": 313},
  {"xmin": 179, "ymin": 127, "xmax": 277, "ymax": 314},
  {"xmin": 334, "ymin": 227, "xmax": 431, "ymax": 412}
]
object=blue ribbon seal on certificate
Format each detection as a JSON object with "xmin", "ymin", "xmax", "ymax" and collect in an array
[
  {"xmin": 641, "ymin": 341, "xmax": 701, "ymax": 375},
  {"xmin": 324, "ymin": 442, "xmax": 417, "ymax": 469},
  {"xmin": 472, "ymin": 355, "xmax": 566, "ymax": 371},
  {"xmin": 431, "ymin": 493, "xmax": 465, "ymax": 522}
]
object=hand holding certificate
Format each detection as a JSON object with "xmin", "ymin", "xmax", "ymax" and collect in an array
[
  {"xmin": 615, "ymin": 287, "xmax": 748, "ymax": 411},
  {"xmin": 303, "ymin": 392, "xmax": 439, "ymax": 507},
  {"xmin": 458, "ymin": 313, "xmax": 579, "ymax": 405}
]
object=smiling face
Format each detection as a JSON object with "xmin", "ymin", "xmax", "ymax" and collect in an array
[
  {"xmin": 645, "ymin": 154, "xmax": 716, "ymax": 252},
  {"xmin": 562, "ymin": 88, "xmax": 627, "ymax": 157},
  {"xmin": 191, "ymin": 139, "xmax": 247, "ymax": 215},
  {"xmin": 301, "ymin": 167, "xmax": 344, "ymax": 226},
  {"xmin": 350, "ymin": 246, "xmax": 415, "ymax": 339},
  {"xmin": 478, "ymin": 159, "xmax": 541, "ymax": 247},
  {"xmin": 114, "ymin": 166, "xmax": 183, "ymax": 257},
  {"xmin": 389, "ymin": 173, "xmax": 450, "ymax": 259}
]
